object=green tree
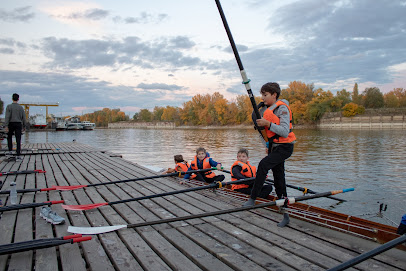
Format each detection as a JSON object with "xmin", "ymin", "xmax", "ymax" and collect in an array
[
  {"xmin": 362, "ymin": 87, "xmax": 384, "ymax": 108},
  {"xmin": 133, "ymin": 112, "xmax": 139, "ymax": 121},
  {"xmin": 139, "ymin": 109, "xmax": 153, "ymax": 122},
  {"xmin": 153, "ymin": 106, "xmax": 164, "ymax": 121},
  {"xmin": 351, "ymin": 83, "xmax": 361, "ymax": 104},
  {"xmin": 384, "ymin": 92, "xmax": 399, "ymax": 108}
]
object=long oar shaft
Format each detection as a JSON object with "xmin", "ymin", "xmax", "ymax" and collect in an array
[
  {"xmin": 68, "ymin": 188, "xmax": 354, "ymax": 234},
  {"xmin": 1, "ymin": 234, "xmax": 82, "ymax": 249},
  {"xmin": 327, "ymin": 234, "xmax": 406, "ymax": 271},
  {"xmin": 0, "ymin": 169, "xmax": 45, "ymax": 176},
  {"xmin": 265, "ymin": 179, "xmax": 346, "ymax": 202},
  {"xmin": 87, "ymin": 168, "xmax": 215, "ymax": 188},
  {"xmin": 63, "ymin": 177, "xmax": 255, "ymax": 211},
  {"xmin": 0, "ymin": 168, "xmax": 217, "ymax": 195},
  {"xmin": 0, "ymin": 200, "xmax": 64, "ymax": 212},
  {"xmin": 215, "ymin": 0, "xmax": 268, "ymax": 142},
  {"xmin": 0, "ymin": 236, "xmax": 91, "ymax": 256},
  {"xmin": 126, "ymin": 189, "xmax": 353, "ymax": 228}
]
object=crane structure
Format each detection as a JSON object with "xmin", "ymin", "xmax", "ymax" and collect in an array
[{"xmin": 19, "ymin": 102, "xmax": 59, "ymax": 120}]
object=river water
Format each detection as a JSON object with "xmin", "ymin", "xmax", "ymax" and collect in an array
[{"xmin": 20, "ymin": 128, "xmax": 406, "ymax": 227}]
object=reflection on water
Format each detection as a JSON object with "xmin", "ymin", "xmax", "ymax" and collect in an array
[{"xmin": 21, "ymin": 128, "xmax": 406, "ymax": 226}]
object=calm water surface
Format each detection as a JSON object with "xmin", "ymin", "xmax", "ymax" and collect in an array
[{"xmin": 21, "ymin": 128, "xmax": 406, "ymax": 226}]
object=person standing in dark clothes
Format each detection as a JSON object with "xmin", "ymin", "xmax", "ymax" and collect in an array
[
  {"xmin": 5, "ymin": 93, "xmax": 27, "ymax": 159},
  {"xmin": 243, "ymin": 83, "xmax": 296, "ymax": 227}
]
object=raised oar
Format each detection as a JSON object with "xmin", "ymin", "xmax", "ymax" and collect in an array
[
  {"xmin": 68, "ymin": 188, "xmax": 355, "ymax": 234},
  {"xmin": 0, "ymin": 234, "xmax": 91, "ymax": 256},
  {"xmin": 0, "ymin": 200, "xmax": 64, "ymax": 213},
  {"xmin": 0, "ymin": 169, "xmax": 46, "ymax": 176},
  {"xmin": 327, "ymin": 234, "xmax": 406, "ymax": 271},
  {"xmin": 62, "ymin": 177, "xmax": 256, "ymax": 211},
  {"xmin": 0, "ymin": 168, "xmax": 217, "ymax": 195},
  {"xmin": 221, "ymin": 169, "xmax": 346, "ymax": 202},
  {"xmin": 215, "ymin": 0, "xmax": 268, "ymax": 144}
]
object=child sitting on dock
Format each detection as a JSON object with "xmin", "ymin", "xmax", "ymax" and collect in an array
[
  {"xmin": 183, "ymin": 147, "xmax": 224, "ymax": 183},
  {"xmin": 163, "ymin": 155, "xmax": 195, "ymax": 179},
  {"xmin": 231, "ymin": 148, "xmax": 272, "ymax": 198}
]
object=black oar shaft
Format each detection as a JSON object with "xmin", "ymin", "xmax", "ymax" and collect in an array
[
  {"xmin": 0, "ymin": 240, "xmax": 69, "ymax": 255},
  {"xmin": 327, "ymin": 234, "xmax": 406, "ymax": 271},
  {"xmin": 126, "ymin": 191, "xmax": 338, "ymax": 229},
  {"xmin": 215, "ymin": 0, "xmax": 267, "ymax": 141},
  {"xmin": 0, "ymin": 200, "xmax": 63, "ymax": 212},
  {"xmin": 108, "ymin": 177, "xmax": 254, "ymax": 206},
  {"xmin": 0, "ymin": 188, "xmax": 41, "ymax": 195},
  {"xmin": 88, "ymin": 168, "xmax": 213, "ymax": 188}
]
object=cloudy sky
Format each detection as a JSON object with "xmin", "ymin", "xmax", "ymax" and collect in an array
[{"xmin": 1, "ymin": 0, "xmax": 405, "ymax": 117}]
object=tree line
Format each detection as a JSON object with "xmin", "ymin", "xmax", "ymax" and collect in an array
[{"xmin": 132, "ymin": 82, "xmax": 406, "ymax": 125}]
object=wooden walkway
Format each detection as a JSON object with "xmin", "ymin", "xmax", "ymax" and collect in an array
[{"xmin": 0, "ymin": 142, "xmax": 405, "ymax": 271}]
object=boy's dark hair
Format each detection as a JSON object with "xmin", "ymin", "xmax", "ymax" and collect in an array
[
  {"xmin": 196, "ymin": 147, "xmax": 206, "ymax": 154},
  {"xmin": 12, "ymin": 93, "xmax": 19, "ymax": 101},
  {"xmin": 238, "ymin": 148, "xmax": 249, "ymax": 157},
  {"xmin": 174, "ymin": 155, "xmax": 184, "ymax": 163},
  {"xmin": 260, "ymin": 82, "xmax": 281, "ymax": 100}
]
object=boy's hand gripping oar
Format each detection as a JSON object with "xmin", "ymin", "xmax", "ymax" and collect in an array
[
  {"xmin": 215, "ymin": 0, "xmax": 268, "ymax": 145},
  {"xmin": 0, "ymin": 200, "xmax": 64, "ymax": 213},
  {"xmin": 0, "ymin": 169, "xmax": 46, "ymax": 176},
  {"xmin": 62, "ymin": 177, "xmax": 256, "ymax": 211},
  {"xmin": 0, "ymin": 168, "xmax": 217, "ymax": 195},
  {"xmin": 68, "ymin": 188, "xmax": 355, "ymax": 235},
  {"xmin": 0, "ymin": 234, "xmax": 91, "ymax": 256}
]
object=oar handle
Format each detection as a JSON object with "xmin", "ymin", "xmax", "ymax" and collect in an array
[{"xmin": 0, "ymin": 200, "xmax": 64, "ymax": 212}]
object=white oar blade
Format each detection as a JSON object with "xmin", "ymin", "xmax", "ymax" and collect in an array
[{"xmin": 68, "ymin": 225, "xmax": 127, "ymax": 235}]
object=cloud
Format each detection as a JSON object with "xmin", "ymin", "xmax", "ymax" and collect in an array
[
  {"xmin": 0, "ymin": 6, "xmax": 35, "ymax": 22},
  {"xmin": 239, "ymin": 0, "xmax": 406, "ymax": 90},
  {"xmin": 0, "ymin": 70, "xmax": 191, "ymax": 115},
  {"xmin": 41, "ymin": 35, "xmax": 205, "ymax": 70},
  {"xmin": 136, "ymin": 83, "xmax": 183, "ymax": 91},
  {"xmin": 56, "ymin": 8, "xmax": 109, "ymax": 20},
  {"xmin": 0, "ymin": 48, "xmax": 14, "ymax": 54},
  {"xmin": 112, "ymin": 12, "xmax": 168, "ymax": 24}
]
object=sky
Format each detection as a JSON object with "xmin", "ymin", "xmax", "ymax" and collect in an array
[{"xmin": 0, "ymin": 0, "xmax": 405, "ymax": 117}]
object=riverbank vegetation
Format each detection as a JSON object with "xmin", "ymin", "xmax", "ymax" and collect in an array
[
  {"xmin": 67, "ymin": 81, "xmax": 405, "ymax": 127},
  {"xmin": 132, "ymin": 82, "xmax": 406, "ymax": 125}
]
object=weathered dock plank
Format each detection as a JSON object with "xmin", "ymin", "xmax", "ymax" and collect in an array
[{"xmin": 0, "ymin": 142, "xmax": 404, "ymax": 271}]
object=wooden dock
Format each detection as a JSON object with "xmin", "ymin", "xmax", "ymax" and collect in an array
[{"xmin": 0, "ymin": 142, "xmax": 405, "ymax": 271}]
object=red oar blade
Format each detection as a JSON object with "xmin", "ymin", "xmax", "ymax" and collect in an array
[
  {"xmin": 62, "ymin": 202, "xmax": 108, "ymax": 211},
  {"xmin": 52, "ymin": 185, "xmax": 88, "ymax": 191}
]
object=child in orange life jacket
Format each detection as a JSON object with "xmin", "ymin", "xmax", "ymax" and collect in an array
[
  {"xmin": 243, "ymin": 82, "xmax": 296, "ymax": 225},
  {"xmin": 231, "ymin": 148, "xmax": 273, "ymax": 198},
  {"xmin": 163, "ymin": 155, "xmax": 194, "ymax": 178},
  {"xmin": 183, "ymin": 147, "xmax": 225, "ymax": 183}
]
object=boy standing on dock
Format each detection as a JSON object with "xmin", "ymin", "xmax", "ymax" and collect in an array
[
  {"xmin": 231, "ymin": 148, "xmax": 273, "ymax": 198},
  {"xmin": 183, "ymin": 147, "xmax": 225, "ymax": 183},
  {"xmin": 243, "ymin": 83, "xmax": 296, "ymax": 227},
  {"xmin": 4, "ymin": 93, "xmax": 27, "ymax": 159}
]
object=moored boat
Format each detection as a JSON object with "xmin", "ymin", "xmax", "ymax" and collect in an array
[
  {"xmin": 80, "ymin": 121, "xmax": 95, "ymax": 130},
  {"xmin": 30, "ymin": 114, "xmax": 47, "ymax": 129}
]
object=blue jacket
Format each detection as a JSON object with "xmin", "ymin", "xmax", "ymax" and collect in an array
[
  {"xmin": 184, "ymin": 155, "xmax": 219, "ymax": 179},
  {"xmin": 401, "ymin": 214, "xmax": 406, "ymax": 225}
]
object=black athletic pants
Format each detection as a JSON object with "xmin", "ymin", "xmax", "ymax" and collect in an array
[
  {"xmin": 236, "ymin": 184, "xmax": 273, "ymax": 199},
  {"xmin": 7, "ymin": 122, "xmax": 23, "ymax": 156},
  {"xmin": 250, "ymin": 143, "xmax": 294, "ymax": 200},
  {"xmin": 194, "ymin": 173, "xmax": 225, "ymax": 184}
]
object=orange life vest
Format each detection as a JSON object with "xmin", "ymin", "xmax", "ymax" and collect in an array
[
  {"xmin": 190, "ymin": 156, "xmax": 216, "ymax": 178},
  {"xmin": 230, "ymin": 161, "xmax": 256, "ymax": 190},
  {"xmin": 263, "ymin": 100, "xmax": 296, "ymax": 143},
  {"xmin": 175, "ymin": 162, "xmax": 195, "ymax": 179}
]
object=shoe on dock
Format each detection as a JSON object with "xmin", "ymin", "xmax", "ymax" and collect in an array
[{"xmin": 40, "ymin": 206, "xmax": 65, "ymax": 225}]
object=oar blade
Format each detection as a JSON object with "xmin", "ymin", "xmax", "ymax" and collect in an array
[
  {"xmin": 53, "ymin": 185, "xmax": 88, "ymax": 191},
  {"xmin": 62, "ymin": 202, "xmax": 108, "ymax": 211},
  {"xmin": 68, "ymin": 225, "xmax": 127, "ymax": 235}
]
